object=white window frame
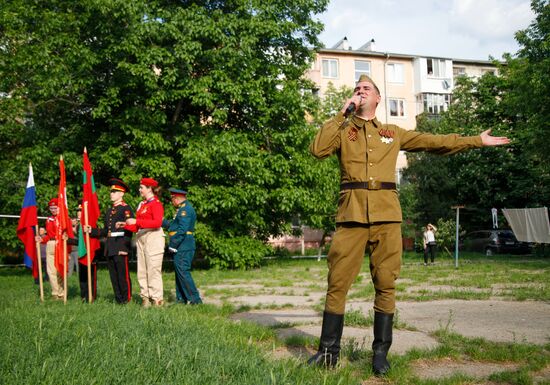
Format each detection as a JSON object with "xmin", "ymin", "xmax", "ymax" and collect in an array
[
  {"xmin": 386, "ymin": 63, "xmax": 404, "ymax": 83},
  {"xmin": 426, "ymin": 58, "xmax": 446, "ymax": 78},
  {"xmin": 322, "ymin": 58, "xmax": 339, "ymax": 79},
  {"xmin": 389, "ymin": 98, "xmax": 406, "ymax": 117},
  {"xmin": 422, "ymin": 93, "xmax": 451, "ymax": 114},
  {"xmin": 354, "ymin": 60, "xmax": 371, "ymax": 81}
]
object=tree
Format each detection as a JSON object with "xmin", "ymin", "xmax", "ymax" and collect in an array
[
  {"xmin": 0, "ymin": 0, "xmax": 331, "ymax": 268},
  {"xmin": 403, "ymin": 69, "xmax": 549, "ymax": 233}
]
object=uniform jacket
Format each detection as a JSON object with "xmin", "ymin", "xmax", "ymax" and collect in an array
[
  {"xmin": 41, "ymin": 216, "xmax": 58, "ymax": 243},
  {"xmin": 91, "ymin": 202, "xmax": 134, "ymax": 257},
  {"xmin": 310, "ymin": 112, "xmax": 483, "ymax": 224},
  {"xmin": 162, "ymin": 200, "xmax": 196, "ymax": 251},
  {"xmin": 125, "ymin": 197, "xmax": 164, "ymax": 232}
]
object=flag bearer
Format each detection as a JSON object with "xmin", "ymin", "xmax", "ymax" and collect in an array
[{"xmin": 85, "ymin": 178, "xmax": 134, "ymax": 304}]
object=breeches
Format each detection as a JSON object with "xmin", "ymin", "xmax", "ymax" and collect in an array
[
  {"xmin": 324, "ymin": 222, "xmax": 402, "ymax": 315},
  {"xmin": 136, "ymin": 229, "xmax": 164, "ymax": 301}
]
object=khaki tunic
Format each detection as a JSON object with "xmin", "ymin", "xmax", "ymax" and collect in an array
[
  {"xmin": 311, "ymin": 112, "xmax": 483, "ymax": 314},
  {"xmin": 310, "ymin": 112, "xmax": 482, "ymax": 224}
]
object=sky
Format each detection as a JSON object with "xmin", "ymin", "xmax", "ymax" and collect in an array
[{"xmin": 317, "ymin": 0, "xmax": 536, "ymax": 60}]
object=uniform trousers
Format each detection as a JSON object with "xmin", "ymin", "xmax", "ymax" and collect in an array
[
  {"xmin": 78, "ymin": 262, "xmax": 97, "ymax": 302},
  {"xmin": 136, "ymin": 229, "xmax": 164, "ymax": 302},
  {"xmin": 107, "ymin": 254, "xmax": 132, "ymax": 303},
  {"xmin": 325, "ymin": 222, "xmax": 402, "ymax": 315},
  {"xmin": 174, "ymin": 249, "xmax": 201, "ymax": 304},
  {"xmin": 46, "ymin": 241, "xmax": 64, "ymax": 298}
]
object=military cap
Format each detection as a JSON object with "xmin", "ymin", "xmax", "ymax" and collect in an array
[
  {"xmin": 356, "ymin": 74, "xmax": 380, "ymax": 94},
  {"xmin": 48, "ymin": 198, "xmax": 59, "ymax": 207},
  {"xmin": 140, "ymin": 177, "xmax": 158, "ymax": 187},
  {"xmin": 109, "ymin": 178, "xmax": 129, "ymax": 193},
  {"xmin": 168, "ymin": 187, "xmax": 187, "ymax": 197}
]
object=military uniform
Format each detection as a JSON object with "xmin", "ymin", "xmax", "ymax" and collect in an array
[
  {"xmin": 163, "ymin": 191, "xmax": 201, "ymax": 304},
  {"xmin": 125, "ymin": 178, "xmax": 165, "ymax": 306},
  {"xmin": 91, "ymin": 202, "xmax": 134, "ymax": 303},
  {"xmin": 40, "ymin": 199, "xmax": 64, "ymax": 299},
  {"xmin": 309, "ymin": 105, "xmax": 483, "ymax": 372},
  {"xmin": 311, "ymin": 112, "xmax": 481, "ymax": 314}
]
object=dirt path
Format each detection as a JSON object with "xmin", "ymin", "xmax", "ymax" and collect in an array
[{"xmin": 217, "ymin": 292, "xmax": 550, "ymax": 383}]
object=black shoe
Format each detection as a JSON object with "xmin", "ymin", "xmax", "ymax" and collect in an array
[
  {"xmin": 308, "ymin": 311, "xmax": 344, "ymax": 368},
  {"xmin": 372, "ymin": 311, "xmax": 393, "ymax": 376}
]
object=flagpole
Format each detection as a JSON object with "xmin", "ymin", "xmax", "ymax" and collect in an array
[
  {"xmin": 35, "ymin": 225, "xmax": 44, "ymax": 302},
  {"xmin": 63, "ymin": 239, "xmax": 67, "ymax": 305},
  {"xmin": 84, "ymin": 201, "xmax": 93, "ymax": 303}
]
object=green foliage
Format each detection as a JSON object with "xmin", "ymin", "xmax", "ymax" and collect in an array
[
  {"xmin": 404, "ymin": 68, "xmax": 550, "ymax": 233},
  {"xmin": 195, "ymin": 222, "xmax": 271, "ymax": 269},
  {"xmin": 0, "ymin": 0, "xmax": 331, "ymax": 268},
  {"xmin": 434, "ymin": 218, "xmax": 463, "ymax": 256}
]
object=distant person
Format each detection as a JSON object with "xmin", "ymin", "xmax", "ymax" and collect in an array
[
  {"xmin": 122, "ymin": 178, "xmax": 164, "ymax": 307},
  {"xmin": 423, "ymin": 223, "xmax": 437, "ymax": 265},
  {"xmin": 163, "ymin": 188, "xmax": 202, "ymax": 305},
  {"xmin": 308, "ymin": 74, "xmax": 510, "ymax": 375}
]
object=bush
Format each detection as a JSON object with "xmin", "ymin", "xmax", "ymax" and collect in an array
[{"xmin": 195, "ymin": 223, "xmax": 271, "ymax": 269}]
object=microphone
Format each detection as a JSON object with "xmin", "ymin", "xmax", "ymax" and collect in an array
[{"xmin": 344, "ymin": 102, "xmax": 356, "ymax": 117}]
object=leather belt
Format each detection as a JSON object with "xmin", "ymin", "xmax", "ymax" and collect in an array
[{"xmin": 340, "ymin": 181, "xmax": 397, "ymax": 191}]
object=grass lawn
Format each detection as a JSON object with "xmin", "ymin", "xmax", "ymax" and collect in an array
[{"xmin": 1, "ymin": 252, "xmax": 549, "ymax": 385}]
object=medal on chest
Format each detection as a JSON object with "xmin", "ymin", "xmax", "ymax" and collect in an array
[
  {"xmin": 379, "ymin": 128, "xmax": 395, "ymax": 144},
  {"xmin": 347, "ymin": 127, "xmax": 358, "ymax": 141}
]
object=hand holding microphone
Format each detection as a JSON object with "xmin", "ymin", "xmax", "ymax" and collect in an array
[{"xmin": 343, "ymin": 93, "xmax": 363, "ymax": 117}]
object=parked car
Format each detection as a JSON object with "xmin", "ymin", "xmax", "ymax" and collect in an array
[{"xmin": 460, "ymin": 229, "xmax": 531, "ymax": 256}]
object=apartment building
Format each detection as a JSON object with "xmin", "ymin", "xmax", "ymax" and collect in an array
[{"xmin": 306, "ymin": 37, "xmax": 499, "ymax": 172}]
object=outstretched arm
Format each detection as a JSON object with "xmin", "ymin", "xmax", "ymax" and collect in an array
[{"xmin": 480, "ymin": 129, "xmax": 510, "ymax": 146}]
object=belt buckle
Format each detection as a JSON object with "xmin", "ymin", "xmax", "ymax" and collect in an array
[{"xmin": 368, "ymin": 180, "xmax": 380, "ymax": 190}]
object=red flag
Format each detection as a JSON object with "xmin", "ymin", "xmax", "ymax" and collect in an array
[
  {"xmin": 54, "ymin": 156, "xmax": 74, "ymax": 278},
  {"xmin": 80, "ymin": 148, "xmax": 100, "ymax": 263},
  {"xmin": 17, "ymin": 163, "xmax": 39, "ymax": 279}
]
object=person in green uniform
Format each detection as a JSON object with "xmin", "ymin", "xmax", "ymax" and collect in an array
[
  {"xmin": 162, "ymin": 188, "xmax": 202, "ymax": 304},
  {"xmin": 308, "ymin": 74, "xmax": 510, "ymax": 374}
]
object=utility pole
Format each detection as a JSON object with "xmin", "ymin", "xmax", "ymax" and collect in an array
[{"xmin": 451, "ymin": 205, "xmax": 465, "ymax": 268}]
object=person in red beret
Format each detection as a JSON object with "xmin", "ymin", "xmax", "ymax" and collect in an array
[
  {"xmin": 35, "ymin": 198, "xmax": 64, "ymax": 299},
  {"xmin": 120, "ymin": 177, "xmax": 165, "ymax": 307}
]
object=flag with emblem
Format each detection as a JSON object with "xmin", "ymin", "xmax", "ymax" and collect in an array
[
  {"xmin": 54, "ymin": 156, "xmax": 74, "ymax": 277},
  {"xmin": 16, "ymin": 163, "xmax": 39, "ymax": 279},
  {"xmin": 79, "ymin": 148, "xmax": 100, "ymax": 263}
]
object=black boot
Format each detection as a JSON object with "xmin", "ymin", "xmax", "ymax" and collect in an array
[
  {"xmin": 308, "ymin": 311, "xmax": 344, "ymax": 368},
  {"xmin": 372, "ymin": 311, "xmax": 393, "ymax": 376}
]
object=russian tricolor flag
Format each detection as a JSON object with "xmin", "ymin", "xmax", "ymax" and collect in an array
[{"xmin": 17, "ymin": 164, "xmax": 38, "ymax": 279}]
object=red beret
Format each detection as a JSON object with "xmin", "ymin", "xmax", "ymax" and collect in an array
[
  {"xmin": 140, "ymin": 177, "xmax": 158, "ymax": 187},
  {"xmin": 48, "ymin": 198, "xmax": 59, "ymax": 207}
]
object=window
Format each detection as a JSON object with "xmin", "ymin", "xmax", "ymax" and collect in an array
[
  {"xmin": 386, "ymin": 63, "xmax": 404, "ymax": 83},
  {"xmin": 389, "ymin": 98, "xmax": 405, "ymax": 117},
  {"xmin": 354, "ymin": 60, "xmax": 371, "ymax": 81},
  {"xmin": 421, "ymin": 93, "xmax": 451, "ymax": 114},
  {"xmin": 453, "ymin": 67, "xmax": 466, "ymax": 77},
  {"xmin": 426, "ymin": 58, "xmax": 446, "ymax": 77},
  {"xmin": 322, "ymin": 58, "xmax": 339, "ymax": 78}
]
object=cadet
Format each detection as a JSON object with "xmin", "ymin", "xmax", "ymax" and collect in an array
[
  {"xmin": 163, "ymin": 188, "xmax": 202, "ymax": 304},
  {"xmin": 85, "ymin": 178, "xmax": 134, "ymax": 304},
  {"xmin": 37, "ymin": 198, "xmax": 64, "ymax": 299},
  {"xmin": 308, "ymin": 74, "xmax": 510, "ymax": 374},
  {"xmin": 123, "ymin": 177, "xmax": 165, "ymax": 307},
  {"xmin": 67, "ymin": 203, "xmax": 98, "ymax": 302}
]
